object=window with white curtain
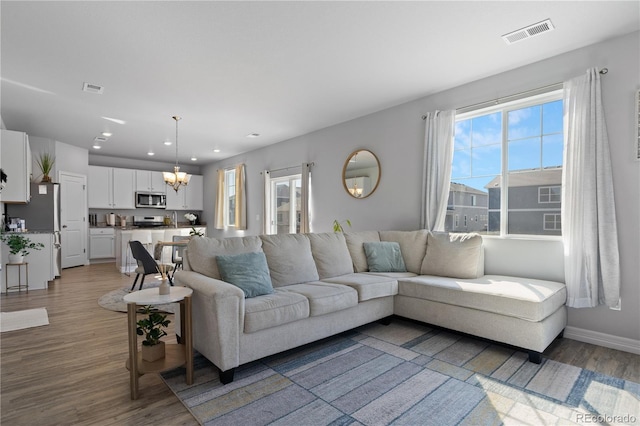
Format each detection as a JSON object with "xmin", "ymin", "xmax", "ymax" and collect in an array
[{"xmin": 448, "ymin": 90, "xmax": 563, "ymax": 236}]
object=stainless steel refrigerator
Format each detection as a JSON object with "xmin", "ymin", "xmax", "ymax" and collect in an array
[{"xmin": 6, "ymin": 182, "xmax": 61, "ymax": 276}]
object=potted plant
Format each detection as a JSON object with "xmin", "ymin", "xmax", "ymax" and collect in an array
[
  {"xmin": 0, "ymin": 233, "xmax": 45, "ymax": 264},
  {"xmin": 136, "ymin": 305, "xmax": 171, "ymax": 362},
  {"xmin": 35, "ymin": 152, "xmax": 55, "ymax": 183},
  {"xmin": 189, "ymin": 227, "xmax": 204, "ymax": 237},
  {"xmin": 333, "ymin": 219, "xmax": 352, "ymax": 233}
]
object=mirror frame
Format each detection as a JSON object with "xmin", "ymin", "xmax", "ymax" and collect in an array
[{"xmin": 342, "ymin": 149, "xmax": 381, "ymax": 199}]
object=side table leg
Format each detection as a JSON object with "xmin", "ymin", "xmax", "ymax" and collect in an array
[
  {"xmin": 184, "ymin": 295, "xmax": 193, "ymax": 385},
  {"xmin": 127, "ymin": 302, "xmax": 139, "ymax": 400}
]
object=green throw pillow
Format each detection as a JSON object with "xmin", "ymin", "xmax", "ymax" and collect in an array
[
  {"xmin": 216, "ymin": 252, "xmax": 274, "ymax": 298},
  {"xmin": 363, "ymin": 241, "xmax": 407, "ymax": 272}
]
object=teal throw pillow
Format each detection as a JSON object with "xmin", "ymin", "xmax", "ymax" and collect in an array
[
  {"xmin": 216, "ymin": 252, "xmax": 274, "ymax": 298},
  {"xmin": 363, "ymin": 242, "xmax": 407, "ymax": 272}
]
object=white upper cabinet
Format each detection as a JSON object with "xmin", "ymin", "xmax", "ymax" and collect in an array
[
  {"xmin": 1, "ymin": 129, "xmax": 32, "ymax": 203},
  {"xmin": 135, "ymin": 170, "xmax": 166, "ymax": 193},
  {"xmin": 88, "ymin": 166, "xmax": 135, "ymax": 209},
  {"xmin": 165, "ymin": 174, "xmax": 203, "ymax": 210}
]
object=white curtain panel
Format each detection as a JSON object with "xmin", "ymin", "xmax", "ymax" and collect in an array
[
  {"xmin": 420, "ymin": 110, "xmax": 455, "ymax": 231},
  {"xmin": 234, "ymin": 164, "xmax": 247, "ymax": 230},
  {"xmin": 562, "ymin": 68, "xmax": 620, "ymax": 308},
  {"xmin": 214, "ymin": 168, "xmax": 225, "ymax": 229}
]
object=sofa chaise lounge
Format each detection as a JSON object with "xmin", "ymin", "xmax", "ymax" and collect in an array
[{"xmin": 174, "ymin": 230, "xmax": 567, "ymax": 384}]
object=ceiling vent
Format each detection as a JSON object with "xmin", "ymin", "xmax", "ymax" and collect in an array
[
  {"xmin": 502, "ymin": 19, "xmax": 554, "ymax": 45},
  {"xmin": 93, "ymin": 136, "xmax": 108, "ymax": 143},
  {"xmin": 83, "ymin": 82, "xmax": 104, "ymax": 94}
]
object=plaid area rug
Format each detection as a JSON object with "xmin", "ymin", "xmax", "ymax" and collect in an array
[{"xmin": 161, "ymin": 319, "xmax": 640, "ymax": 426}]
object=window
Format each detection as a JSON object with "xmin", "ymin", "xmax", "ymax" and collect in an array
[
  {"xmin": 268, "ymin": 174, "xmax": 302, "ymax": 234},
  {"xmin": 538, "ymin": 186, "xmax": 561, "ymax": 203},
  {"xmin": 224, "ymin": 168, "xmax": 236, "ymax": 227},
  {"xmin": 543, "ymin": 213, "xmax": 561, "ymax": 231},
  {"xmin": 449, "ymin": 90, "xmax": 563, "ymax": 236}
]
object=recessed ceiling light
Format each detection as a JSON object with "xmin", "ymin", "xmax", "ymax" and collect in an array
[
  {"xmin": 164, "ymin": 140, "xmax": 172, "ymax": 146},
  {"xmin": 190, "ymin": 157, "xmax": 197, "ymax": 161},
  {"xmin": 247, "ymin": 133, "xmax": 260, "ymax": 138},
  {"xmin": 101, "ymin": 132, "xmax": 112, "ymax": 137},
  {"xmin": 92, "ymin": 144, "xmax": 101, "ymax": 149},
  {"xmin": 147, "ymin": 151, "xmax": 155, "ymax": 156},
  {"xmin": 213, "ymin": 148, "xmax": 221, "ymax": 153}
]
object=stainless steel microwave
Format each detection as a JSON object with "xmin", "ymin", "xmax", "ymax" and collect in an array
[{"xmin": 135, "ymin": 192, "xmax": 166, "ymax": 209}]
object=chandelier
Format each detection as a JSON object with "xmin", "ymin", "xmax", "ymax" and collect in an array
[{"xmin": 163, "ymin": 115, "xmax": 191, "ymax": 192}]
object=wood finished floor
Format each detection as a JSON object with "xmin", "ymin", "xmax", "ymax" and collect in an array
[{"xmin": 1, "ymin": 263, "xmax": 638, "ymax": 425}]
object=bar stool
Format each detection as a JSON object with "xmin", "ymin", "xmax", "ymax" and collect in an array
[{"xmin": 5, "ymin": 262, "xmax": 29, "ymax": 294}]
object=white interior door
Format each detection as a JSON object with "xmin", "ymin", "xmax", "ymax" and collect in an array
[{"xmin": 60, "ymin": 171, "xmax": 87, "ymax": 268}]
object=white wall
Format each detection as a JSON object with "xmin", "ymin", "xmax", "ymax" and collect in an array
[{"xmin": 202, "ymin": 32, "xmax": 640, "ymax": 343}]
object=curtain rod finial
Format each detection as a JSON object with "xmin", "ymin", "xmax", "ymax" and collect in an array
[{"xmin": 599, "ymin": 68, "xmax": 608, "ymax": 74}]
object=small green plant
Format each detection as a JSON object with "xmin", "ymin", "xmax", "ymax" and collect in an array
[
  {"xmin": 189, "ymin": 227, "xmax": 204, "ymax": 237},
  {"xmin": 0, "ymin": 233, "xmax": 45, "ymax": 256},
  {"xmin": 333, "ymin": 219, "xmax": 352, "ymax": 233},
  {"xmin": 36, "ymin": 152, "xmax": 55, "ymax": 182},
  {"xmin": 136, "ymin": 306, "xmax": 171, "ymax": 346}
]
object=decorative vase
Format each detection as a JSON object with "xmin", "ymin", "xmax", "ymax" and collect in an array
[
  {"xmin": 8, "ymin": 253, "xmax": 25, "ymax": 264},
  {"xmin": 141, "ymin": 341, "xmax": 165, "ymax": 362},
  {"xmin": 159, "ymin": 278, "xmax": 170, "ymax": 295}
]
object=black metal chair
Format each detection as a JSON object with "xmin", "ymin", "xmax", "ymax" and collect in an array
[
  {"xmin": 170, "ymin": 235, "xmax": 189, "ymax": 280},
  {"xmin": 129, "ymin": 240, "xmax": 174, "ymax": 291}
]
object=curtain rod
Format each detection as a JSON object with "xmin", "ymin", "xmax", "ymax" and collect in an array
[
  {"xmin": 261, "ymin": 162, "xmax": 314, "ymax": 175},
  {"xmin": 421, "ymin": 68, "xmax": 608, "ymax": 120}
]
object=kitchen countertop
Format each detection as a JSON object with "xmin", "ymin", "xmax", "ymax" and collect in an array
[
  {"xmin": 2, "ymin": 230, "xmax": 55, "ymax": 234},
  {"xmin": 90, "ymin": 223, "xmax": 205, "ymax": 230}
]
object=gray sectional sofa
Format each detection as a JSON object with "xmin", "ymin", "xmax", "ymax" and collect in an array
[{"xmin": 174, "ymin": 230, "xmax": 567, "ymax": 384}]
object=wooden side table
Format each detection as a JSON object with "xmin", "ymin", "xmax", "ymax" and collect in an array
[
  {"xmin": 123, "ymin": 286, "xmax": 193, "ymax": 400},
  {"xmin": 5, "ymin": 262, "xmax": 29, "ymax": 295}
]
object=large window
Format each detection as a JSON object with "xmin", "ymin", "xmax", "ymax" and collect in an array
[{"xmin": 448, "ymin": 90, "xmax": 563, "ymax": 236}]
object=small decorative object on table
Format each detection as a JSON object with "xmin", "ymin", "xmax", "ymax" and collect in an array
[
  {"xmin": 1, "ymin": 233, "xmax": 45, "ymax": 264},
  {"xmin": 136, "ymin": 305, "xmax": 171, "ymax": 362},
  {"xmin": 184, "ymin": 212, "xmax": 197, "ymax": 225},
  {"xmin": 189, "ymin": 227, "xmax": 204, "ymax": 237}
]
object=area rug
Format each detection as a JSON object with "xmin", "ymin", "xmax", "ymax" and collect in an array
[
  {"xmin": 98, "ymin": 281, "xmax": 177, "ymax": 314},
  {"xmin": 1, "ymin": 307, "xmax": 49, "ymax": 332},
  {"xmin": 161, "ymin": 319, "xmax": 640, "ymax": 426}
]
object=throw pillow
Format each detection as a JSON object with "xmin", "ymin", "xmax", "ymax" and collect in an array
[
  {"xmin": 216, "ymin": 251, "xmax": 274, "ymax": 298},
  {"xmin": 363, "ymin": 241, "xmax": 407, "ymax": 272},
  {"xmin": 420, "ymin": 232, "xmax": 484, "ymax": 279}
]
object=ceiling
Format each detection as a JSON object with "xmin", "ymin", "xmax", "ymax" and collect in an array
[{"xmin": 2, "ymin": 1, "xmax": 638, "ymax": 166}]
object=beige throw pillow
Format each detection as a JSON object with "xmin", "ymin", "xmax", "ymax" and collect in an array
[{"xmin": 420, "ymin": 232, "xmax": 484, "ymax": 279}]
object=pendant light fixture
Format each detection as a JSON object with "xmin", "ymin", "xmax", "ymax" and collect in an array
[{"xmin": 163, "ymin": 115, "xmax": 191, "ymax": 192}]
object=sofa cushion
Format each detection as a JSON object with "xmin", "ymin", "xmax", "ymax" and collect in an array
[
  {"xmin": 187, "ymin": 236, "xmax": 263, "ymax": 280},
  {"xmin": 344, "ymin": 231, "xmax": 381, "ymax": 272},
  {"xmin": 260, "ymin": 234, "xmax": 320, "ymax": 287},
  {"xmin": 280, "ymin": 282, "xmax": 358, "ymax": 316},
  {"xmin": 398, "ymin": 274, "xmax": 566, "ymax": 322},
  {"xmin": 322, "ymin": 273, "xmax": 398, "ymax": 302},
  {"xmin": 216, "ymin": 252, "xmax": 274, "ymax": 298},
  {"xmin": 379, "ymin": 230, "xmax": 429, "ymax": 274},
  {"xmin": 363, "ymin": 242, "xmax": 407, "ymax": 272},
  {"xmin": 421, "ymin": 232, "xmax": 484, "ymax": 279},
  {"xmin": 308, "ymin": 232, "xmax": 354, "ymax": 279},
  {"xmin": 244, "ymin": 290, "xmax": 310, "ymax": 333}
]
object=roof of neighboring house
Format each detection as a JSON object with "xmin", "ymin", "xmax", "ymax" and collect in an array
[
  {"xmin": 449, "ymin": 182, "xmax": 487, "ymax": 195},
  {"xmin": 485, "ymin": 168, "xmax": 562, "ymax": 188}
]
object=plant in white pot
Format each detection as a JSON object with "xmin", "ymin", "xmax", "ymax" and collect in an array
[
  {"xmin": 136, "ymin": 306, "xmax": 171, "ymax": 362},
  {"xmin": 0, "ymin": 233, "xmax": 45, "ymax": 264}
]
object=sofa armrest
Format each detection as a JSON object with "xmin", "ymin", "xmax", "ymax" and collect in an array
[{"xmin": 174, "ymin": 270, "xmax": 245, "ymax": 372}]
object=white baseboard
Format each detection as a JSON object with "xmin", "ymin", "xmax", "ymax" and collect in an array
[{"xmin": 564, "ymin": 326, "xmax": 640, "ymax": 355}]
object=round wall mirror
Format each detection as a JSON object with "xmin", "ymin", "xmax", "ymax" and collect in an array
[{"xmin": 342, "ymin": 149, "xmax": 381, "ymax": 199}]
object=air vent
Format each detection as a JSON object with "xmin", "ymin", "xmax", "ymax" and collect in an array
[
  {"xmin": 93, "ymin": 136, "xmax": 108, "ymax": 143},
  {"xmin": 83, "ymin": 82, "xmax": 104, "ymax": 94},
  {"xmin": 502, "ymin": 19, "xmax": 554, "ymax": 45}
]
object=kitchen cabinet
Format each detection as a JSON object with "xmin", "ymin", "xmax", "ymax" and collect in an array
[
  {"xmin": 135, "ymin": 170, "xmax": 166, "ymax": 193},
  {"xmin": 88, "ymin": 166, "xmax": 135, "ymax": 209},
  {"xmin": 1, "ymin": 232, "xmax": 54, "ymax": 291},
  {"xmin": 89, "ymin": 228, "xmax": 115, "ymax": 259},
  {"xmin": 165, "ymin": 175, "xmax": 203, "ymax": 210},
  {"xmin": 1, "ymin": 129, "xmax": 32, "ymax": 203}
]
